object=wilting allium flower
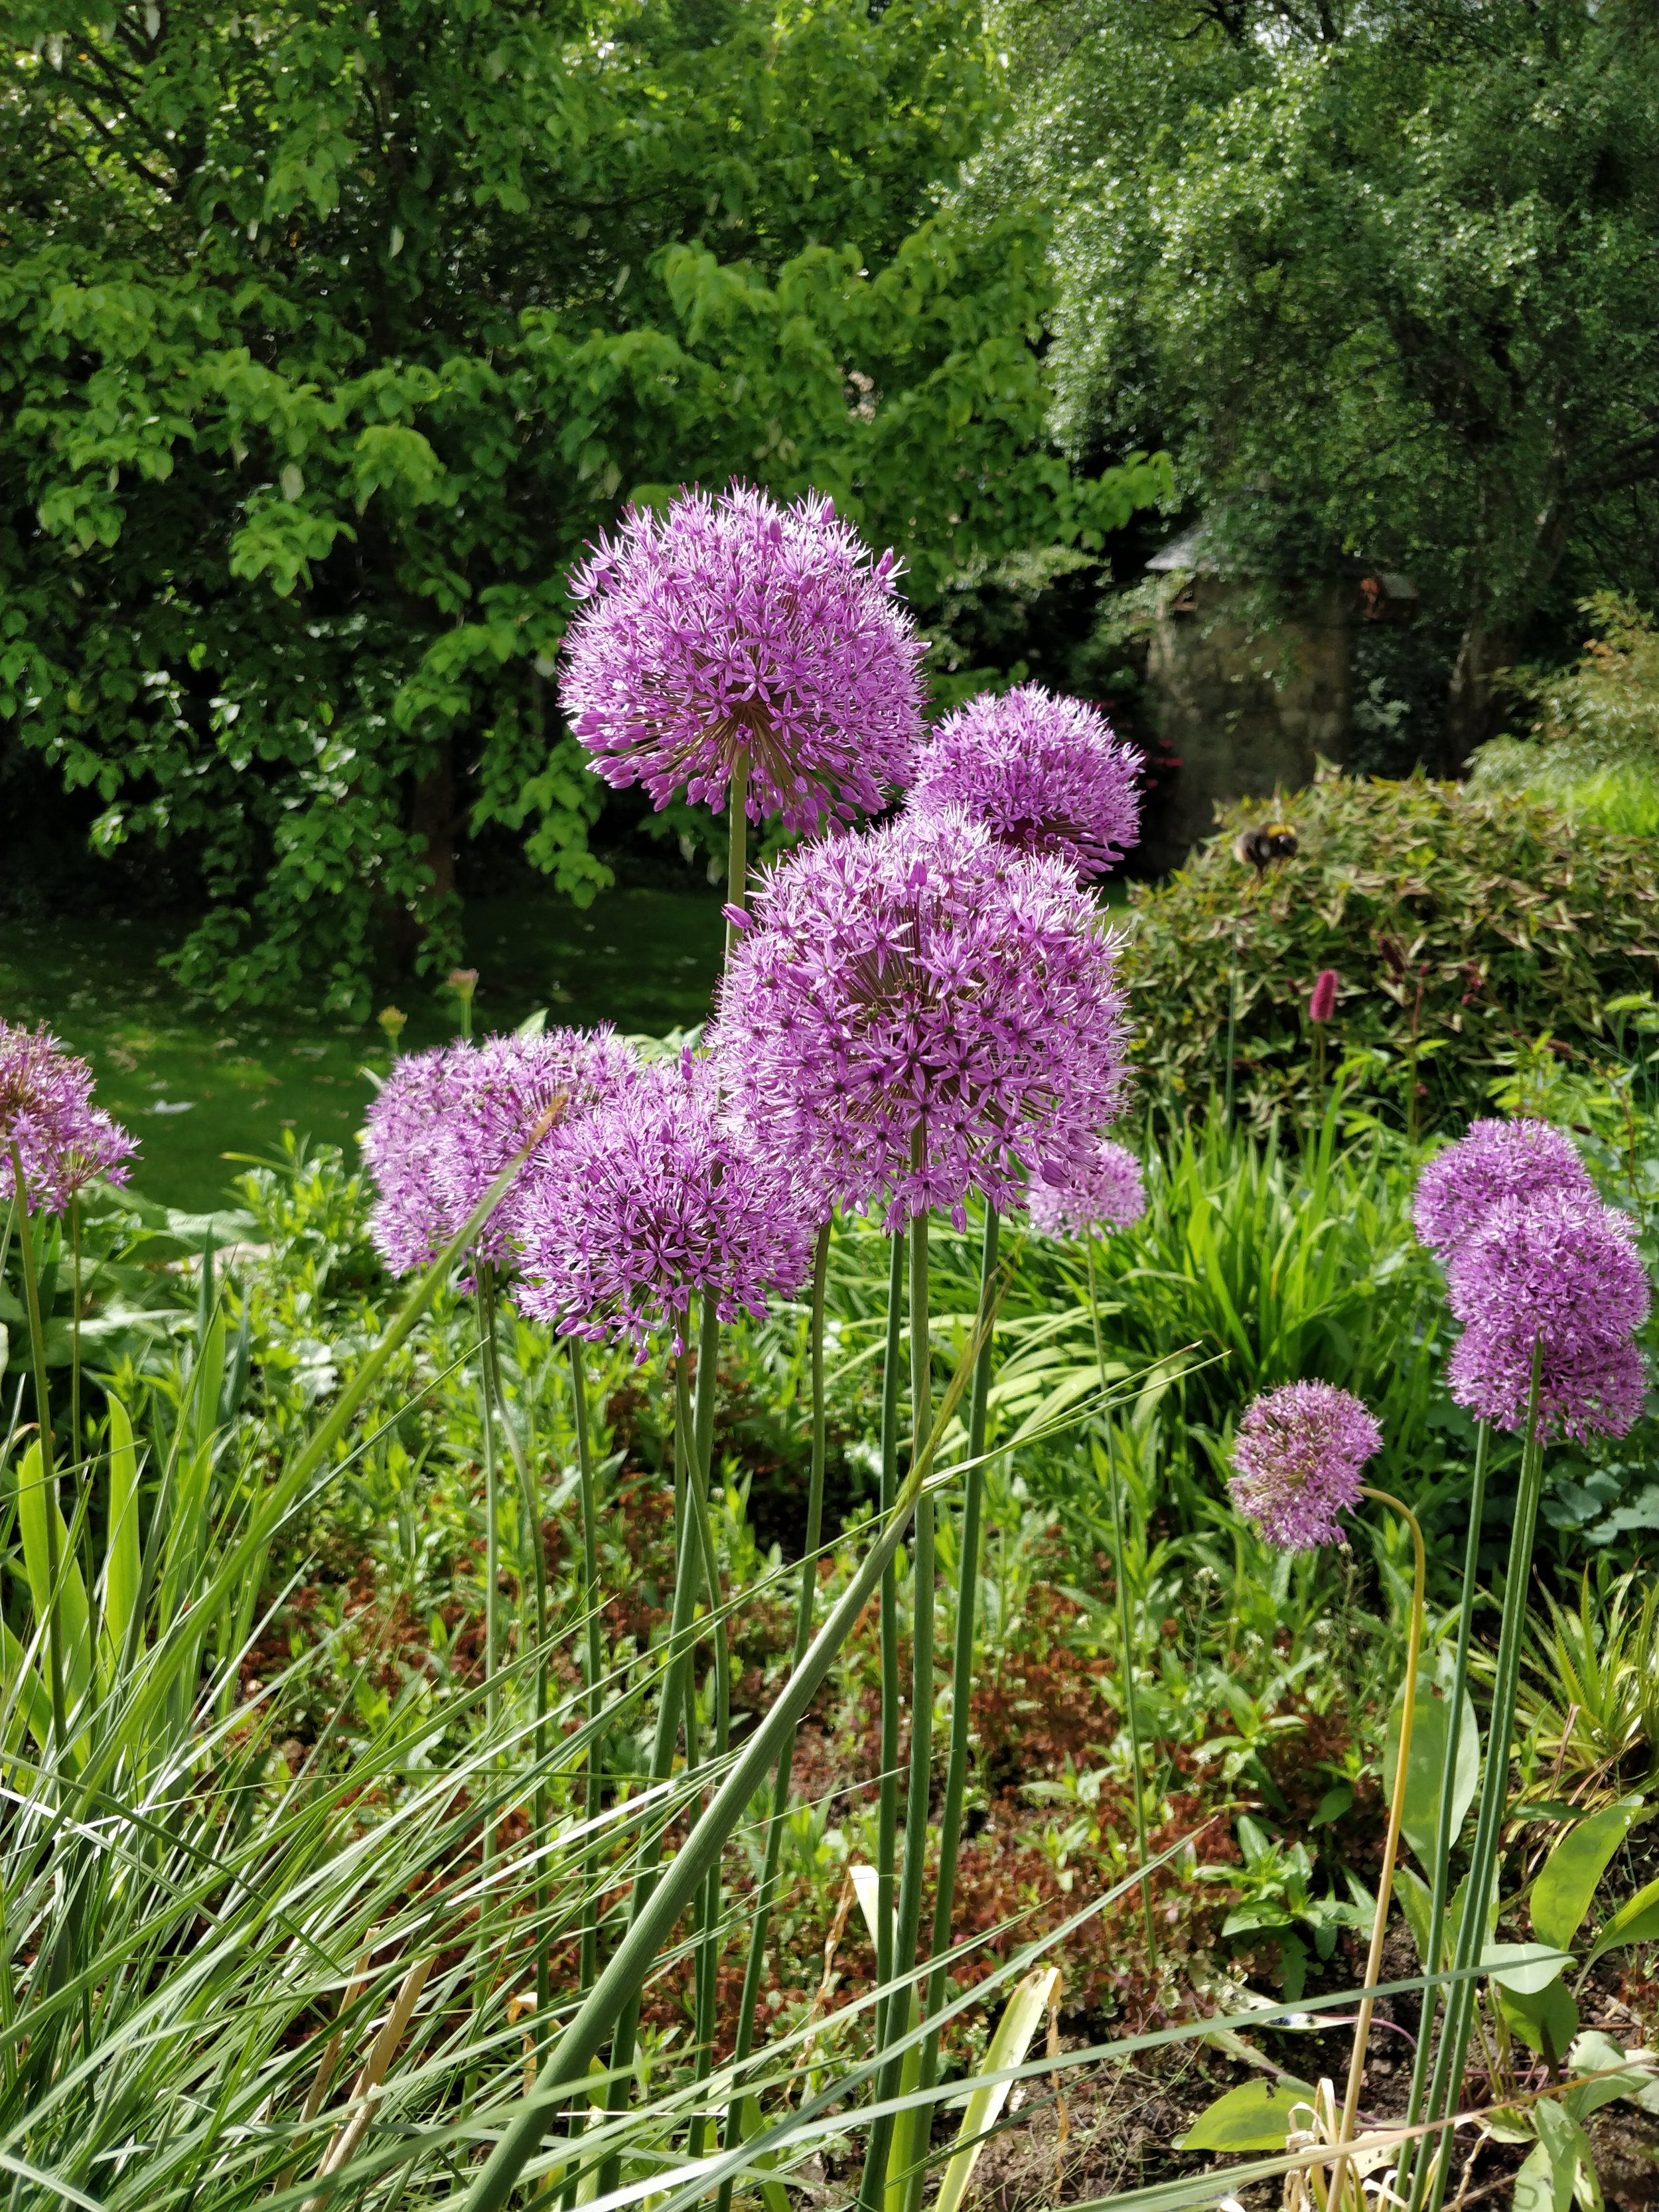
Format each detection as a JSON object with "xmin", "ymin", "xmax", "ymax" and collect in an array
[
  {"xmin": 906, "ymin": 683, "xmax": 1143, "ymax": 877},
  {"xmin": 1413, "ymin": 1117, "xmax": 1593, "ymax": 1258},
  {"xmin": 1309, "ymin": 969, "xmax": 1338, "ymax": 1025},
  {"xmin": 1228, "ymin": 1382, "xmax": 1383, "ymax": 1550},
  {"xmin": 0, "ymin": 1021, "xmax": 137, "ymax": 1214},
  {"xmin": 559, "ymin": 484, "xmax": 925, "ymax": 833},
  {"xmin": 364, "ymin": 1028, "xmax": 637, "ymax": 1276},
  {"xmin": 513, "ymin": 1055, "xmax": 814, "ymax": 1354},
  {"xmin": 1445, "ymin": 1190, "xmax": 1649, "ymax": 1440},
  {"xmin": 1027, "ymin": 1139, "xmax": 1146, "ymax": 1239},
  {"xmin": 712, "ymin": 806, "xmax": 1129, "ymax": 1226}
]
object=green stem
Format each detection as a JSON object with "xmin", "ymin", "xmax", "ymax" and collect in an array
[
  {"xmin": 477, "ymin": 1268, "xmax": 501, "ymax": 1871},
  {"xmin": 1223, "ymin": 928, "xmax": 1241, "ymax": 1125},
  {"xmin": 917, "ymin": 1205, "xmax": 1001, "ymax": 2088},
  {"xmin": 724, "ymin": 750, "xmax": 751, "ymax": 963},
  {"xmin": 1422, "ymin": 1361, "xmax": 1546, "ymax": 2212},
  {"xmin": 1086, "ymin": 1235, "xmax": 1155, "ymax": 1951},
  {"xmin": 875, "ymin": 1227, "xmax": 906, "ymax": 2044},
  {"xmin": 1400, "ymin": 1422, "xmax": 1489, "ymax": 2206},
  {"xmin": 461, "ymin": 1280, "xmax": 995, "ymax": 2212},
  {"xmin": 10, "ymin": 1148, "xmax": 65, "ymax": 1758},
  {"xmin": 719, "ymin": 1220, "xmax": 832, "ymax": 2204},
  {"xmin": 570, "ymin": 1340, "xmax": 606, "ymax": 1998}
]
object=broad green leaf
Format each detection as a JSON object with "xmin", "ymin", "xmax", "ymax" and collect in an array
[
  {"xmin": 1482, "ymin": 1942, "xmax": 1574, "ymax": 1995},
  {"xmin": 1512, "ymin": 2140, "xmax": 1562, "ymax": 2212},
  {"xmin": 0, "ymin": 1621, "xmax": 55, "ymax": 1754},
  {"xmin": 932, "ymin": 1965, "xmax": 1060, "ymax": 2212},
  {"xmin": 1563, "ymin": 2031, "xmax": 1659, "ymax": 2122},
  {"xmin": 1587, "ymin": 1874, "xmax": 1659, "ymax": 1967},
  {"xmin": 1533, "ymin": 1798, "xmax": 1646, "ymax": 1951},
  {"xmin": 101, "ymin": 1393, "xmax": 142, "ymax": 1686},
  {"xmin": 13, "ymin": 1440, "xmax": 92, "ymax": 1715},
  {"xmin": 1385, "ymin": 1675, "xmax": 1479, "ymax": 1870},
  {"xmin": 1177, "ymin": 2079, "xmax": 1311, "ymax": 2154},
  {"xmin": 193, "ymin": 1307, "xmax": 228, "ymax": 1463},
  {"xmin": 1394, "ymin": 1863, "xmax": 1434, "ymax": 1969},
  {"xmin": 1496, "ymin": 1972, "xmax": 1579, "ymax": 2066},
  {"xmin": 1532, "ymin": 2097, "xmax": 1597, "ymax": 2212}
]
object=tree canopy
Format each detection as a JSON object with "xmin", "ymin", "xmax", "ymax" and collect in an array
[{"xmin": 1, "ymin": 0, "xmax": 1164, "ymax": 1010}]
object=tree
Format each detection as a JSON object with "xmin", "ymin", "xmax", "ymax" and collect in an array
[
  {"xmin": 0, "ymin": 0, "xmax": 1164, "ymax": 1010},
  {"xmin": 981, "ymin": 0, "xmax": 1659, "ymax": 761}
]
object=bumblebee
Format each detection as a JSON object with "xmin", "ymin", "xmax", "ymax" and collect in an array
[{"xmin": 1232, "ymin": 821, "xmax": 1299, "ymax": 872}]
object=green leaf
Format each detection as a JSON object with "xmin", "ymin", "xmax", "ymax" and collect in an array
[
  {"xmin": 1586, "ymin": 1874, "xmax": 1659, "ymax": 1967},
  {"xmin": 932, "ymin": 1965, "xmax": 1060, "ymax": 2212},
  {"xmin": 1394, "ymin": 1862, "xmax": 1434, "ymax": 1969},
  {"xmin": 1482, "ymin": 1942, "xmax": 1574, "ymax": 1995},
  {"xmin": 1177, "ymin": 2079, "xmax": 1311, "ymax": 2154},
  {"xmin": 1533, "ymin": 1798, "xmax": 1646, "ymax": 1951},
  {"xmin": 1496, "ymin": 1973, "xmax": 1579, "ymax": 2067},
  {"xmin": 1385, "ymin": 1674, "xmax": 1479, "ymax": 1871},
  {"xmin": 101, "ymin": 1394, "xmax": 142, "ymax": 1687}
]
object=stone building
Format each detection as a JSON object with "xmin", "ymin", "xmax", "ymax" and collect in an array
[{"xmin": 1139, "ymin": 521, "xmax": 1416, "ymax": 873}]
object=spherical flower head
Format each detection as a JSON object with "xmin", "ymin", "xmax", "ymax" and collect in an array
[
  {"xmin": 1228, "ymin": 1382, "xmax": 1383, "ymax": 1550},
  {"xmin": 1413, "ymin": 1117, "xmax": 1594, "ymax": 1259},
  {"xmin": 0, "ymin": 1021, "xmax": 137, "ymax": 1214},
  {"xmin": 1027, "ymin": 1138, "xmax": 1146, "ymax": 1239},
  {"xmin": 1444, "ymin": 1190, "xmax": 1650, "ymax": 1440},
  {"xmin": 711, "ymin": 806, "xmax": 1130, "ymax": 1228},
  {"xmin": 907, "ymin": 684, "xmax": 1143, "ymax": 877},
  {"xmin": 559, "ymin": 484, "xmax": 926, "ymax": 834},
  {"xmin": 363, "ymin": 1028, "xmax": 638, "ymax": 1276},
  {"xmin": 512, "ymin": 1055, "xmax": 814, "ymax": 1355}
]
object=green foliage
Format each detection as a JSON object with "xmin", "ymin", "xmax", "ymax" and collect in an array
[
  {"xmin": 1473, "ymin": 594, "xmax": 1659, "ymax": 830},
  {"xmin": 1122, "ymin": 769, "xmax": 1659, "ymax": 1136}
]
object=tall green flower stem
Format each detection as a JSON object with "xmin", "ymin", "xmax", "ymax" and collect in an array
[
  {"xmin": 1419, "ymin": 1357, "xmax": 1546, "ymax": 2212},
  {"xmin": 476, "ymin": 1271, "xmax": 504, "ymax": 1868},
  {"xmin": 875, "ymin": 1227, "xmax": 908, "ymax": 2037},
  {"xmin": 1084, "ymin": 1235, "xmax": 1155, "ymax": 1951},
  {"xmin": 724, "ymin": 751, "xmax": 751, "ymax": 959},
  {"xmin": 569, "ymin": 1339, "xmax": 606, "ymax": 1998},
  {"xmin": 1327, "ymin": 1486, "xmax": 1426, "ymax": 2212},
  {"xmin": 9, "ymin": 1145, "xmax": 66, "ymax": 1757},
  {"xmin": 689, "ymin": 1298, "xmax": 731, "ymax": 2160},
  {"xmin": 462, "ymin": 1282, "xmax": 1000, "ymax": 2212},
  {"xmin": 1397, "ymin": 1422, "xmax": 1490, "ymax": 2207},
  {"xmin": 861, "ymin": 1157, "xmax": 935, "ymax": 2212},
  {"xmin": 719, "ymin": 1221, "xmax": 833, "ymax": 2202}
]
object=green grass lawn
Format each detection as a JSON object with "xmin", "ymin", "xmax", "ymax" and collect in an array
[{"xmin": 0, "ymin": 883, "xmax": 726, "ymax": 1208}]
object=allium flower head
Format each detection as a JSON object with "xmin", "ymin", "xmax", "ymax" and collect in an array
[
  {"xmin": 711, "ymin": 806, "xmax": 1129, "ymax": 1226},
  {"xmin": 1228, "ymin": 1382, "xmax": 1383, "ymax": 1550},
  {"xmin": 1027, "ymin": 1138, "xmax": 1146, "ymax": 1239},
  {"xmin": 364, "ymin": 1028, "xmax": 638, "ymax": 1276},
  {"xmin": 1413, "ymin": 1117, "xmax": 1593, "ymax": 1258},
  {"xmin": 1445, "ymin": 1190, "xmax": 1650, "ymax": 1440},
  {"xmin": 513, "ymin": 1055, "xmax": 814, "ymax": 1355},
  {"xmin": 907, "ymin": 684, "xmax": 1143, "ymax": 877},
  {"xmin": 0, "ymin": 1021, "xmax": 137, "ymax": 1214},
  {"xmin": 560, "ymin": 484, "xmax": 925, "ymax": 833}
]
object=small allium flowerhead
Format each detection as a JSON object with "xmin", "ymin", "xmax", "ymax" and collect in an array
[
  {"xmin": 364, "ymin": 1028, "xmax": 637, "ymax": 1276},
  {"xmin": 711, "ymin": 806, "xmax": 1129, "ymax": 1226},
  {"xmin": 1228, "ymin": 1382, "xmax": 1384, "ymax": 1550},
  {"xmin": 1027, "ymin": 1139, "xmax": 1147, "ymax": 1239},
  {"xmin": 1413, "ymin": 1117, "xmax": 1593, "ymax": 1258},
  {"xmin": 0, "ymin": 1021, "xmax": 137, "ymax": 1214},
  {"xmin": 906, "ymin": 683, "xmax": 1143, "ymax": 877},
  {"xmin": 512, "ymin": 1055, "xmax": 814, "ymax": 1354},
  {"xmin": 1445, "ymin": 1189, "xmax": 1650, "ymax": 1440},
  {"xmin": 1309, "ymin": 969, "xmax": 1338, "ymax": 1024},
  {"xmin": 559, "ymin": 484, "xmax": 925, "ymax": 833}
]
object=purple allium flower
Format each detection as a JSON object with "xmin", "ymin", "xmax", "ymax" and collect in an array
[
  {"xmin": 711, "ymin": 806, "xmax": 1130, "ymax": 1227},
  {"xmin": 512, "ymin": 1055, "xmax": 814, "ymax": 1355},
  {"xmin": 906, "ymin": 683, "xmax": 1143, "ymax": 877},
  {"xmin": 363, "ymin": 1028, "xmax": 638, "ymax": 1276},
  {"xmin": 1027, "ymin": 1138, "xmax": 1147, "ymax": 1239},
  {"xmin": 0, "ymin": 1021, "xmax": 137, "ymax": 1215},
  {"xmin": 1228, "ymin": 1382, "xmax": 1384, "ymax": 1550},
  {"xmin": 1444, "ymin": 1190, "xmax": 1650, "ymax": 1440},
  {"xmin": 559, "ymin": 484, "xmax": 926, "ymax": 834},
  {"xmin": 1413, "ymin": 1117, "xmax": 1594, "ymax": 1258},
  {"xmin": 1309, "ymin": 969, "xmax": 1338, "ymax": 1025}
]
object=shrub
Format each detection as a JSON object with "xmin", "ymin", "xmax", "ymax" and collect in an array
[{"xmin": 1121, "ymin": 768, "xmax": 1659, "ymax": 1136}]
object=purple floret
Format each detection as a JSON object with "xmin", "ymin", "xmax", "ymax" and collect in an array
[
  {"xmin": 512, "ymin": 1055, "xmax": 815, "ymax": 1355},
  {"xmin": 1444, "ymin": 1189, "xmax": 1650, "ymax": 1440},
  {"xmin": 907, "ymin": 683, "xmax": 1143, "ymax": 877},
  {"xmin": 559, "ymin": 484, "xmax": 925, "ymax": 834},
  {"xmin": 1413, "ymin": 1117, "xmax": 1594, "ymax": 1258},
  {"xmin": 710, "ymin": 806, "xmax": 1130, "ymax": 1227},
  {"xmin": 363, "ymin": 1028, "xmax": 638, "ymax": 1276},
  {"xmin": 1027, "ymin": 1138, "xmax": 1146, "ymax": 1239},
  {"xmin": 0, "ymin": 1021, "xmax": 137, "ymax": 1215},
  {"xmin": 1228, "ymin": 1382, "xmax": 1383, "ymax": 1550}
]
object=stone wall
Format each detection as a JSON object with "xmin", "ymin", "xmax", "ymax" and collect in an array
[{"xmin": 1141, "ymin": 576, "xmax": 1352, "ymax": 873}]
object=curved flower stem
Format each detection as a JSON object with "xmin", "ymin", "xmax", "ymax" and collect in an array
[
  {"xmin": 569, "ymin": 1339, "xmax": 606, "ymax": 1998},
  {"xmin": 724, "ymin": 750, "xmax": 751, "ymax": 961},
  {"xmin": 718, "ymin": 1219, "xmax": 832, "ymax": 2211},
  {"xmin": 1084, "ymin": 1234, "xmax": 1155, "ymax": 1953},
  {"xmin": 1420, "ymin": 1349, "xmax": 1546, "ymax": 2212},
  {"xmin": 10, "ymin": 1149, "xmax": 65, "ymax": 1759},
  {"xmin": 1328, "ymin": 1484, "xmax": 1427, "ymax": 2211},
  {"xmin": 1398, "ymin": 1421, "xmax": 1490, "ymax": 2207}
]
